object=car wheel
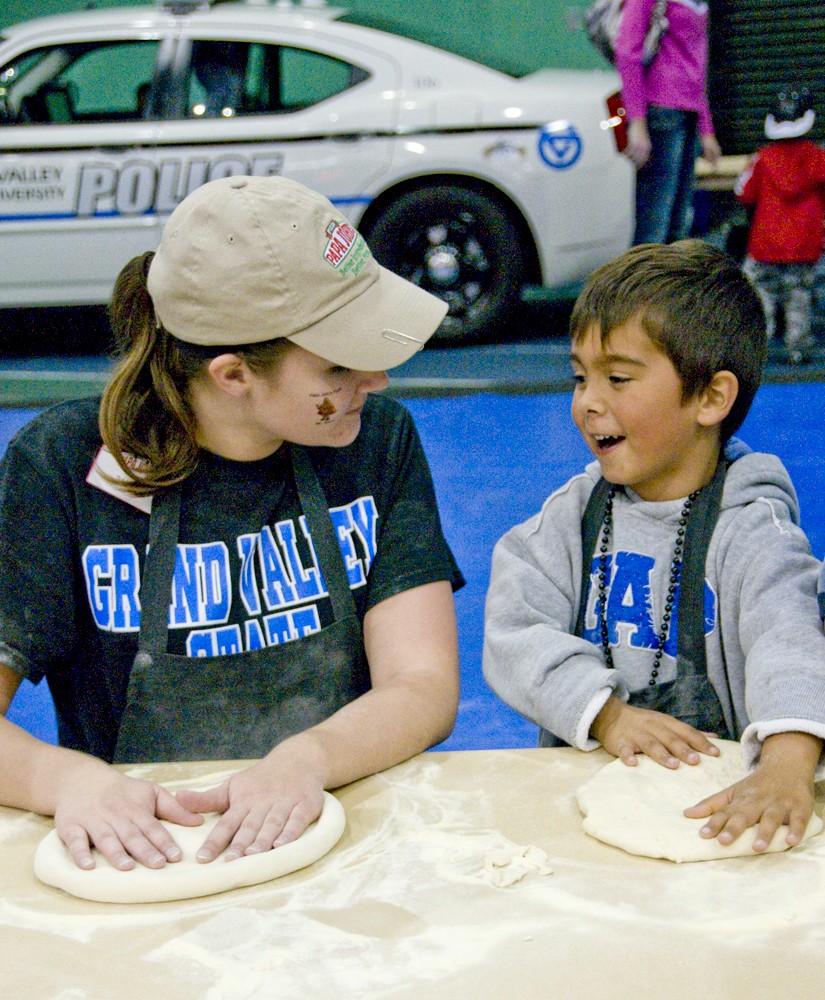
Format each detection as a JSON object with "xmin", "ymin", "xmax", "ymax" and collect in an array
[{"xmin": 364, "ymin": 185, "xmax": 526, "ymax": 344}]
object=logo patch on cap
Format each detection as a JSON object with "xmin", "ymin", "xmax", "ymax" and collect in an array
[{"xmin": 323, "ymin": 220, "xmax": 370, "ymax": 277}]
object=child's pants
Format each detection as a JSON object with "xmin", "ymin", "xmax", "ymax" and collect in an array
[{"xmin": 743, "ymin": 256, "xmax": 816, "ymax": 358}]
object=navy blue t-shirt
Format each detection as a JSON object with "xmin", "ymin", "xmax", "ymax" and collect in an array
[{"xmin": 0, "ymin": 393, "xmax": 463, "ymax": 760}]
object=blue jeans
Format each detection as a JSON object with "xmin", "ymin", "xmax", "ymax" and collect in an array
[{"xmin": 633, "ymin": 106, "xmax": 699, "ymax": 245}]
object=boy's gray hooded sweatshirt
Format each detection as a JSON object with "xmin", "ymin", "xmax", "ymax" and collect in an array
[{"xmin": 483, "ymin": 450, "xmax": 825, "ymax": 769}]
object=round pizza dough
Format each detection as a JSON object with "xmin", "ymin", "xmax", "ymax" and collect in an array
[
  {"xmin": 34, "ymin": 790, "xmax": 346, "ymax": 903},
  {"xmin": 576, "ymin": 739, "xmax": 823, "ymax": 863}
]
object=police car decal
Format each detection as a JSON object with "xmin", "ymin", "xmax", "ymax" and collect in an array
[
  {"xmin": 537, "ymin": 122, "xmax": 583, "ymax": 170},
  {"xmin": 0, "ymin": 151, "xmax": 284, "ymax": 220}
]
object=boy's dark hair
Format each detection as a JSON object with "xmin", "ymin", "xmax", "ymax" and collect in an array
[{"xmin": 570, "ymin": 240, "xmax": 767, "ymax": 440}]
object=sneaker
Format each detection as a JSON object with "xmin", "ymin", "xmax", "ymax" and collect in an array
[{"xmin": 787, "ymin": 348, "xmax": 810, "ymax": 365}]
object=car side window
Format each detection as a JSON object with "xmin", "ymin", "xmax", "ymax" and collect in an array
[
  {"xmin": 0, "ymin": 41, "xmax": 161, "ymax": 125},
  {"xmin": 278, "ymin": 46, "xmax": 367, "ymax": 110},
  {"xmin": 184, "ymin": 40, "xmax": 368, "ymax": 118}
]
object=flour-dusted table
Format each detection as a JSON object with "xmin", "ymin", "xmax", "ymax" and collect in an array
[{"xmin": 3, "ymin": 747, "xmax": 824, "ymax": 999}]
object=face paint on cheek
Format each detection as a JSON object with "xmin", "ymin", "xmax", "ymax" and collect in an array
[
  {"xmin": 315, "ymin": 397, "xmax": 337, "ymax": 423},
  {"xmin": 310, "ymin": 385, "xmax": 342, "ymax": 424}
]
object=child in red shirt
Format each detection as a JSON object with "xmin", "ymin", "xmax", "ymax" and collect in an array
[{"xmin": 736, "ymin": 87, "xmax": 825, "ymax": 364}]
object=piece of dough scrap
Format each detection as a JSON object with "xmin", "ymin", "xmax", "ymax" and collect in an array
[
  {"xmin": 576, "ymin": 739, "xmax": 823, "ymax": 863},
  {"xmin": 34, "ymin": 790, "xmax": 346, "ymax": 903}
]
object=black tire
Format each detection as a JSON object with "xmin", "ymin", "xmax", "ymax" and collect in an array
[{"xmin": 363, "ymin": 184, "xmax": 526, "ymax": 344}]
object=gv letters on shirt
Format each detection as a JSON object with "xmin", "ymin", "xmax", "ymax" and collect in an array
[{"xmin": 81, "ymin": 496, "xmax": 378, "ymax": 655}]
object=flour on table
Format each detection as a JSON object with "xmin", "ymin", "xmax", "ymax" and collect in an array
[
  {"xmin": 482, "ymin": 843, "xmax": 553, "ymax": 887},
  {"xmin": 576, "ymin": 738, "xmax": 823, "ymax": 863},
  {"xmin": 33, "ymin": 790, "xmax": 345, "ymax": 903}
]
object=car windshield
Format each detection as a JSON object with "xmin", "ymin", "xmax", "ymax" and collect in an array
[{"xmin": 337, "ymin": 13, "xmax": 525, "ymax": 77}]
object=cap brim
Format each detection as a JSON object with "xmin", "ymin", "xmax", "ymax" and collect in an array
[{"xmin": 286, "ymin": 264, "xmax": 448, "ymax": 371}]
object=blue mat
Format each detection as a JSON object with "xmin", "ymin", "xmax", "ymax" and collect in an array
[{"xmin": 2, "ymin": 383, "xmax": 824, "ymax": 750}]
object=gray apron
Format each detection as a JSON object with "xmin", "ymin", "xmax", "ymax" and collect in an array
[
  {"xmin": 114, "ymin": 445, "xmax": 369, "ymax": 763},
  {"xmin": 539, "ymin": 459, "xmax": 733, "ymax": 748}
]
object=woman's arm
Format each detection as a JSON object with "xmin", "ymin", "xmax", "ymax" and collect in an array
[
  {"xmin": 626, "ymin": 118, "xmax": 652, "ymax": 169},
  {"xmin": 0, "ymin": 664, "xmax": 72, "ymax": 815},
  {"xmin": 0, "ymin": 581, "xmax": 458, "ymax": 869},
  {"xmin": 174, "ymin": 580, "xmax": 460, "ymax": 861},
  {"xmin": 0, "ymin": 662, "xmax": 203, "ymax": 869},
  {"xmin": 314, "ymin": 579, "xmax": 460, "ymax": 777},
  {"xmin": 613, "ymin": 0, "xmax": 654, "ymax": 126}
]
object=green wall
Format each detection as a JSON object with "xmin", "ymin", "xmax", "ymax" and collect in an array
[{"xmin": 0, "ymin": 1, "xmax": 605, "ymax": 74}]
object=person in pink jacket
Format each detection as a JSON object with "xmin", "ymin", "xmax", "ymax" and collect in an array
[
  {"xmin": 736, "ymin": 87, "xmax": 825, "ymax": 364},
  {"xmin": 615, "ymin": 0, "xmax": 721, "ymax": 245}
]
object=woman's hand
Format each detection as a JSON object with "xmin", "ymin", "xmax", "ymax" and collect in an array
[
  {"xmin": 683, "ymin": 732, "xmax": 821, "ymax": 850},
  {"xmin": 174, "ymin": 581, "xmax": 459, "ymax": 863},
  {"xmin": 591, "ymin": 695, "xmax": 720, "ymax": 768},
  {"xmin": 626, "ymin": 118, "xmax": 652, "ymax": 169},
  {"xmin": 174, "ymin": 738, "xmax": 326, "ymax": 863},
  {"xmin": 699, "ymin": 133, "xmax": 722, "ymax": 165},
  {"xmin": 0, "ymin": 691, "xmax": 203, "ymax": 872},
  {"xmin": 53, "ymin": 766, "xmax": 204, "ymax": 870}
]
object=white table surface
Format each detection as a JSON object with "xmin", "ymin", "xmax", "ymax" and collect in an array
[{"xmin": 3, "ymin": 747, "xmax": 825, "ymax": 999}]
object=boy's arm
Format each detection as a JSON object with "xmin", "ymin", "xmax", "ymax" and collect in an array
[
  {"xmin": 812, "ymin": 146, "xmax": 825, "ymax": 185},
  {"xmin": 673, "ymin": 462, "xmax": 825, "ymax": 849},
  {"xmin": 684, "ymin": 731, "xmax": 821, "ymax": 851},
  {"xmin": 483, "ymin": 509, "xmax": 621, "ymax": 748},
  {"xmin": 734, "ymin": 152, "xmax": 761, "ymax": 204},
  {"xmin": 719, "ymin": 497, "xmax": 825, "ymax": 772}
]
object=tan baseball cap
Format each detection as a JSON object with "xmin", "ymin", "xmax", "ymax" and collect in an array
[{"xmin": 147, "ymin": 175, "xmax": 448, "ymax": 371}]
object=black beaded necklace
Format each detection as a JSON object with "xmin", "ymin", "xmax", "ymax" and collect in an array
[{"xmin": 596, "ymin": 485, "xmax": 701, "ymax": 687}]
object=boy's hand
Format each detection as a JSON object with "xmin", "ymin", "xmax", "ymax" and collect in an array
[
  {"xmin": 591, "ymin": 695, "xmax": 720, "ymax": 768},
  {"xmin": 683, "ymin": 732, "xmax": 821, "ymax": 850}
]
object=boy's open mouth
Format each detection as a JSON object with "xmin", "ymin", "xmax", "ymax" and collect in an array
[{"xmin": 594, "ymin": 434, "xmax": 625, "ymax": 451}]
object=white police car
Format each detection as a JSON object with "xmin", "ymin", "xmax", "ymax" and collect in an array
[{"xmin": 0, "ymin": 1, "xmax": 633, "ymax": 342}]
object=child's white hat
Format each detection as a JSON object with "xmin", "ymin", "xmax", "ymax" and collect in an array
[{"xmin": 765, "ymin": 86, "xmax": 816, "ymax": 140}]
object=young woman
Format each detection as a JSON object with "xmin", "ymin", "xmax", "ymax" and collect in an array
[
  {"xmin": 0, "ymin": 175, "xmax": 463, "ymax": 872},
  {"xmin": 615, "ymin": 0, "xmax": 722, "ymax": 244}
]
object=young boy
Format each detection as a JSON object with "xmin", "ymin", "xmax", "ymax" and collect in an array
[
  {"xmin": 484, "ymin": 240, "xmax": 825, "ymax": 853},
  {"xmin": 735, "ymin": 86, "xmax": 825, "ymax": 364}
]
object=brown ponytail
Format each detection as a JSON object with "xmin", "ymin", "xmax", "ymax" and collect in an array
[
  {"xmin": 98, "ymin": 251, "xmax": 200, "ymax": 494},
  {"xmin": 99, "ymin": 251, "xmax": 292, "ymax": 495}
]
